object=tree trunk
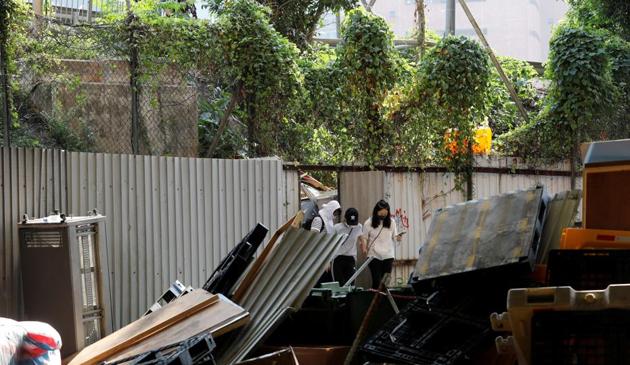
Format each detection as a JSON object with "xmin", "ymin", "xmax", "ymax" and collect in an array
[
  {"xmin": 305, "ymin": 3, "xmax": 326, "ymax": 45},
  {"xmin": 416, "ymin": 0, "xmax": 426, "ymax": 58},
  {"xmin": 247, "ymin": 96, "xmax": 256, "ymax": 156},
  {"xmin": 206, "ymin": 84, "xmax": 242, "ymax": 158},
  {"xmin": 571, "ymin": 130, "xmax": 580, "ymax": 190}
]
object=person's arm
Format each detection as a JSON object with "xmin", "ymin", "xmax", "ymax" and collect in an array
[{"xmin": 360, "ymin": 221, "xmax": 369, "ymax": 254}]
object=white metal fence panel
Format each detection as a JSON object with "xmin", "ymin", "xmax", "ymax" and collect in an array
[
  {"xmin": 384, "ymin": 172, "xmax": 426, "ymax": 262},
  {"xmin": 0, "ymin": 148, "xmax": 299, "ymax": 327},
  {"xmin": 65, "ymin": 152, "xmax": 296, "ymax": 328}
]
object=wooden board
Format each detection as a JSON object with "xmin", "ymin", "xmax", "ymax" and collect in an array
[
  {"xmin": 69, "ymin": 289, "xmax": 217, "ymax": 365},
  {"xmin": 106, "ymin": 294, "xmax": 249, "ymax": 362}
]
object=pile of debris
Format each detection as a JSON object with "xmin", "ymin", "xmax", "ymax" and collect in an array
[{"xmin": 50, "ymin": 212, "xmax": 348, "ymax": 364}]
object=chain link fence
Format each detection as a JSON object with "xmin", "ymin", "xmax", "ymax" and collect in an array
[{"xmin": 1, "ymin": 4, "xmax": 215, "ymax": 157}]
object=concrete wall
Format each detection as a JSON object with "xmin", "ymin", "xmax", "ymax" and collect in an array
[{"xmin": 30, "ymin": 59, "xmax": 198, "ymax": 157}]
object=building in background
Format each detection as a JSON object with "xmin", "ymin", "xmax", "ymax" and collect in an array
[{"xmin": 318, "ymin": 0, "xmax": 568, "ymax": 62}]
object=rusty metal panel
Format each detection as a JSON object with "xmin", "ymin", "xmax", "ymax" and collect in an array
[{"xmin": 414, "ymin": 187, "xmax": 546, "ymax": 282}]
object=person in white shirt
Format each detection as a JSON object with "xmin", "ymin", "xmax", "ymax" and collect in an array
[
  {"xmin": 332, "ymin": 208, "xmax": 362, "ymax": 285},
  {"xmin": 360, "ymin": 200, "xmax": 402, "ymax": 289},
  {"xmin": 310, "ymin": 200, "xmax": 341, "ymax": 234}
]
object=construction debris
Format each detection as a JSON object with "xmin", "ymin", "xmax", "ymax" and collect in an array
[
  {"xmin": 103, "ymin": 333, "xmax": 217, "ymax": 365},
  {"xmin": 536, "ymin": 190, "xmax": 581, "ymax": 264},
  {"xmin": 145, "ymin": 280, "xmax": 194, "ymax": 316},
  {"xmin": 412, "ymin": 187, "xmax": 547, "ymax": 285},
  {"xmin": 203, "ymin": 224, "xmax": 269, "ymax": 296},
  {"xmin": 236, "ymin": 348, "xmax": 299, "ymax": 365},
  {"xmin": 218, "ymin": 227, "xmax": 344, "ymax": 364},
  {"xmin": 69, "ymin": 290, "xmax": 248, "ymax": 365}
]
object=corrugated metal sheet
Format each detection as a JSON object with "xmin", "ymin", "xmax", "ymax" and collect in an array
[
  {"xmin": 423, "ymin": 172, "xmax": 576, "ymax": 238},
  {"xmin": 344, "ymin": 157, "xmax": 578, "ymax": 285},
  {"xmin": 538, "ymin": 190, "xmax": 581, "ymax": 264},
  {"xmin": 0, "ymin": 148, "xmax": 300, "ymax": 327},
  {"xmin": 384, "ymin": 172, "xmax": 426, "ymax": 262},
  {"xmin": 219, "ymin": 228, "xmax": 344, "ymax": 364},
  {"xmin": 339, "ymin": 171, "xmax": 385, "ymax": 225}
]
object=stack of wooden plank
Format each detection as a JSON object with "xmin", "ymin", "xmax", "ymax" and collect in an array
[{"xmin": 67, "ymin": 289, "xmax": 249, "ymax": 365}]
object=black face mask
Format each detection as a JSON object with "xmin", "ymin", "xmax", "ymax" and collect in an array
[{"xmin": 376, "ymin": 215, "xmax": 387, "ymax": 223}]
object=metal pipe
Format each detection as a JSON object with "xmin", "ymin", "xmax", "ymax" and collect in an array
[
  {"xmin": 445, "ymin": 0, "xmax": 455, "ymax": 36},
  {"xmin": 343, "ymin": 256, "xmax": 374, "ymax": 287}
]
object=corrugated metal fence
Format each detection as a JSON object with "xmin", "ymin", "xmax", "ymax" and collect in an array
[
  {"xmin": 1, "ymin": 148, "xmax": 300, "ymax": 328},
  {"xmin": 339, "ymin": 158, "xmax": 581, "ymax": 284},
  {"xmin": 3, "ymin": 149, "xmax": 578, "ymax": 326}
]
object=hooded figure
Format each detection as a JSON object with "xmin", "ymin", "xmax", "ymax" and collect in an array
[{"xmin": 310, "ymin": 200, "xmax": 341, "ymax": 234}]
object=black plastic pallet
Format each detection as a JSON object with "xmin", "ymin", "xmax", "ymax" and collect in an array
[
  {"xmin": 103, "ymin": 333, "xmax": 216, "ymax": 365},
  {"xmin": 361, "ymin": 294, "xmax": 491, "ymax": 365},
  {"xmin": 547, "ymin": 249, "xmax": 630, "ymax": 290},
  {"xmin": 202, "ymin": 223, "xmax": 268, "ymax": 295},
  {"xmin": 532, "ymin": 309, "xmax": 630, "ymax": 365}
]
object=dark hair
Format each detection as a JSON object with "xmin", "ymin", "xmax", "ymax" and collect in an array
[
  {"xmin": 371, "ymin": 200, "xmax": 391, "ymax": 229},
  {"xmin": 345, "ymin": 208, "xmax": 359, "ymax": 226}
]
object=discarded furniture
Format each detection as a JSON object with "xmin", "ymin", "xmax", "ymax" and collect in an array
[{"xmin": 19, "ymin": 211, "xmax": 114, "ymax": 358}]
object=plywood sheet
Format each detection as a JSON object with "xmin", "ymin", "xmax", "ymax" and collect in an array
[
  {"xmin": 107, "ymin": 294, "xmax": 249, "ymax": 362},
  {"xmin": 69, "ymin": 289, "xmax": 217, "ymax": 365}
]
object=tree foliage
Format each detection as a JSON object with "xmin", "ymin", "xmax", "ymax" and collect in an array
[
  {"xmin": 419, "ymin": 36, "xmax": 490, "ymax": 185},
  {"xmin": 499, "ymin": 0, "xmax": 630, "ymax": 164},
  {"xmin": 215, "ymin": 0, "xmax": 304, "ymax": 155},
  {"xmin": 207, "ymin": 0, "xmax": 357, "ymax": 49},
  {"xmin": 499, "ymin": 25, "xmax": 616, "ymax": 163},
  {"xmin": 486, "ymin": 56, "xmax": 539, "ymax": 136},
  {"xmin": 335, "ymin": 8, "xmax": 402, "ymax": 165}
]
